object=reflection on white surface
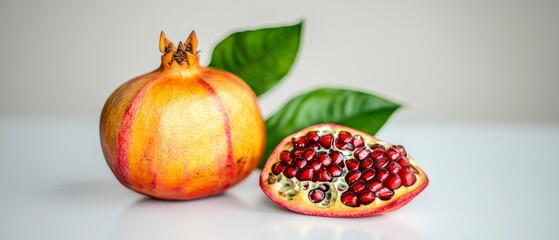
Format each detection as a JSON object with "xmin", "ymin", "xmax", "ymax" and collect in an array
[{"xmin": 112, "ymin": 187, "xmax": 421, "ymax": 240}]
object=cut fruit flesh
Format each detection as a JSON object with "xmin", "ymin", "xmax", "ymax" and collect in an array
[{"xmin": 259, "ymin": 123, "xmax": 428, "ymax": 217}]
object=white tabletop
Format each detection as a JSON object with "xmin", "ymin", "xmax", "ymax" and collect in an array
[{"xmin": 1, "ymin": 116, "xmax": 557, "ymax": 239}]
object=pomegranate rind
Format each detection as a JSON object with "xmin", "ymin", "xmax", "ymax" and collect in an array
[{"xmin": 259, "ymin": 123, "xmax": 428, "ymax": 217}]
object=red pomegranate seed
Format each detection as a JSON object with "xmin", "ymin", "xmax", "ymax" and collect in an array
[
  {"xmin": 338, "ymin": 131, "xmax": 352, "ymax": 143},
  {"xmin": 393, "ymin": 145, "xmax": 407, "ymax": 157},
  {"xmin": 396, "ymin": 156, "xmax": 411, "ymax": 169},
  {"xmin": 307, "ymin": 142, "xmax": 319, "ymax": 149},
  {"xmin": 385, "ymin": 174, "xmax": 402, "ymax": 190},
  {"xmin": 335, "ymin": 141, "xmax": 354, "ymax": 151},
  {"xmin": 376, "ymin": 187, "xmax": 394, "ymax": 200},
  {"xmin": 354, "ymin": 148, "xmax": 370, "ymax": 161},
  {"xmin": 327, "ymin": 164, "xmax": 343, "ymax": 177},
  {"xmin": 370, "ymin": 149, "xmax": 385, "ymax": 160},
  {"xmin": 283, "ymin": 165, "xmax": 298, "ymax": 178},
  {"xmin": 387, "ymin": 161, "xmax": 402, "ymax": 174},
  {"xmin": 349, "ymin": 180, "xmax": 366, "ymax": 193},
  {"xmin": 305, "ymin": 131, "xmax": 320, "ymax": 143},
  {"xmin": 302, "ymin": 148, "xmax": 316, "ymax": 161},
  {"xmin": 360, "ymin": 168, "xmax": 376, "ymax": 181},
  {"xmin": 294, "ymin": 157, "xmax": 307, "ymax": 169},
  {"xmin": 352, "ymin": 135, "xmax": 365, "ymax": 148},
  {"xmin": 318, "ymin": 134, "xmax": 333, "ymax": 148},
  {"xmin": 341, "ymin": 191, "xmax": 359, "ymax": 207},
  {"xmin": 296, "ymin": 167, "xmax": 314, "ymax": 181},
  {"xmin": 373, "ymin": 157, "xmax": 389, "ymax": 169},
  {"xmin": 345, "ymin": 169, "xmax": 361, "ymax": 185},
  {"xmin": 375, "ymin": 168, "xmax": 389, "ymax": 181},
  {"xmin": 292, "ymin": 137, "xmax": 307, "ymax": 149},
  {"xmin": 385, "ymin": 147, "xmax": 400, "ymax": 161},
  {"xmin": 366, "ymin": 179, "xmax": 383, "ymax": 192},
  {"xmin": 359, "ymin": 158, "xmax": 374, "ymax": 170},
  {"xmin": 290, "ymin": 148, "xmax": 304, "ymax": 158},
  {"xmin": 308, "ymin": 188, "xmax": 325, "ymax": 203},
  {"xmin": 317, "ymin": 169, "xmax": 333, "ymax": 182},
  {"xmin": 271, "ymin": 162, "xmax": 287, "ymax": 175},
  {"xmin": 308, "ymin": 160, "xmax": 322, "ymax": 171},
  {"xmin": 316, "ymin": 152, "xmax": 332, "ymax": 165},
  {"xmin": 345, "ymin": 159, "xmax": 359, "ymax": 171},
  {"xmin": 279, "ymin": 150, "xmax": 292, "ymax": 163},
  {"xmin": 329, "ymin": 151, "xmax": 344, "ymax": 164},
  {"xmin": 370, "ymin": 143, "xmax": 385, "ymax": 151},
  {"xmin": 399, "ymin": 170, "xmax": 417, "ymax": 187},
  {"xmin": 358, "ymin": 191, "xmax": 375, "ymax": 205}
]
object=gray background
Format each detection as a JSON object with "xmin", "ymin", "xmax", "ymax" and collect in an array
[{"xmin": 1, "ymin": 0, "xmax": 558, "ymax": 122}]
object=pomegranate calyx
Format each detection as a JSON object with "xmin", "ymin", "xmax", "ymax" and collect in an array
[{"xmin": 159, "ymin": 31, "xmax": 200, "ymax": 71}]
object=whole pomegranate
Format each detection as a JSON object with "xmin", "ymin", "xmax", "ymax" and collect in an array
[
  {"xmin": 100, "ymin": 31, "xmax": 266, "ymax": 200},
  {"xmin": 260, "ymin": 123, "xmax": 428, "ymax": 217}
]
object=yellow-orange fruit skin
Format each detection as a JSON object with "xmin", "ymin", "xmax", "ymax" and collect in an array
[{"xmin": 100, "ymin": 32, "xmax": 265, "ymax": 200}]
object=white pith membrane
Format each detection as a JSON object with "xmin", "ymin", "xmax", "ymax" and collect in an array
[{"xmin": 265, "ymin": 125, "xmax": 422, "ymax": 209}]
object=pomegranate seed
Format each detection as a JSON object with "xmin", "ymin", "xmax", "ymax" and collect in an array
[
  {"xmin": 352, "ymin": 135, "xmax": 364, "ymax": 148},
  {"xmin": 359, "ymin": 158, "xmax": 374, "ymax": 170},
  {"xmin": 376, "ymin": 187, "xmax": 394, "ymax": 200},
  {"xmin": 292, "ymin": 137, "xmax": 307, "ymax": 149},
  {"xmin": 349, "ymin": 180, "xmax": 366, "ymax": 193},
  {"xmin": 370, "ymin": 149, "xmax": 385, "ymax": 160},
  {"xmin": 360, "ymin": 168, "xmax": 376, "ymax": 181},
  {"xmin": 317, "ymin": 169, "xmax": 333, "ymax": 182},
  {"xmin": 329, "ymin": 151, "xmax": 344, "ymax": 164},
  {"xmin": 385, "ymin": 147, "xmax": 400, "ymax": 161},
  {"xmin": 271, "ymin": 162, "xmax": 287, "ymax": 175},
  {"xmin": 338, "ymin": 131, "xmax": 352, "ymax": 143},
  {"xmin": 345, "ymin": 169, "xmax": 361, "ymax": 185},
  {"xmin": 302, "ymin": 148, "xmax": 316, "ymax": 161},
  {"xmin": 385, "ymin": 174, "xmax": 402, "ymax": 190},
  {"xmin": 341, "ymin": 191, "xmax": 359, "ymax": 207},
  {"xmin": 366, "ymin": 179, "xmax": 383, "ymax": 192},
  {"xmin": 373, "ymin": 157, "xmax": 389, "ymax": 169},
  {"xmin": 305, "ymin": 131, "xmax": 320, "ymax": 143},
  {"xmin": 307, "ymin": 142, "xmax": 319, "ymax": 149},
  {"xmin": 308, "ymin": 160, "xmax": 322, "ymax": 171},
  {"xmin": 370, "ymin": 144, "xmax": 385, "ymax": 151},
  {"xmin": 308, "ymin": 188, "xmax": 325, "ymax": 203},
  {"xmin": 316, "ymin": 152, "xmax": 332, "ymax": 165},
  {"xmin": 354, "ymin": 148, "xmax": 370, "ymax": 161},
  {"xmin": 318, "ymin": 134, "xmax": 333, "ymax": 148},
  {"xmin": 296, "ymin": 167, "xmax": 314, "ymax": 181},
  {"xmin": 393, "ymin": 145, "xmax": 407, "ymax": 157},
  {"xmin": 335, "ymin": 141, "xmax": 354, "ymax": 150},
  {"xmin": 399, "ymin": 170, "xmax": 417, "ymax": 187},
  {"xmin": 294, "ymin": 157, "xmax": 307, "ymax": 169},
  {"xmin": 375, "ymin": 168, "xmax": 389, "ymax": 181},
  {"xmin": 279, "ymin": 150, "xmax": 292, "ymax": 163},
  {"xmin": 358, "ymin": 191, "xmax": 375, "ymax": 205},
  {"xmin": 290, "ymin": 148, "xmax": 304, "ymax": 158},
  {"xmin": 387, "ymin": 161, "xmax": 402, "ymax": 174},
  {"xmin": 327, "ymin": 164, "xmax": 343, "ymax": 177},
  {"xmin": 283, "ymin": 165, "xmax": 298, "ymax": 178},
  {"xmin": 345, "ymin": 159, "xmax": 359, "ymax": 171},
  {"xmin": 396, "ymin": 156, "xmax": 411, "ymax": 169}
]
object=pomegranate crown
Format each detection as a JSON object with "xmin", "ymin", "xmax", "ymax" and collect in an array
[{"xmin": 159, "ymin": 31, "xmax": 200, "ymax": 69}]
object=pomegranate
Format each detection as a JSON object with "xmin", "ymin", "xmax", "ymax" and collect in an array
[
  {"xmin": 100, "ymin": 31, "xmax": 266, "ymax": 200},
  {"xmin": 259, "ymin": 123, "xmax": 428, "ymax": 217}
]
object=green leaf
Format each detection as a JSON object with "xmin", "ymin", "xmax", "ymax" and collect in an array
[
  {"xmin": 260, "ymin": 88, "xmax": 401, "ymax": 168},
  {"xmin": 209, "ymin": 21, "xmax": 303, "ymax": 96}
]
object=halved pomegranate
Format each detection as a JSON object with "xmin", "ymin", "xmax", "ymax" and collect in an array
[{"xmin": 259, "ymin": 123, "xmax": 428, "ymax": 217}]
